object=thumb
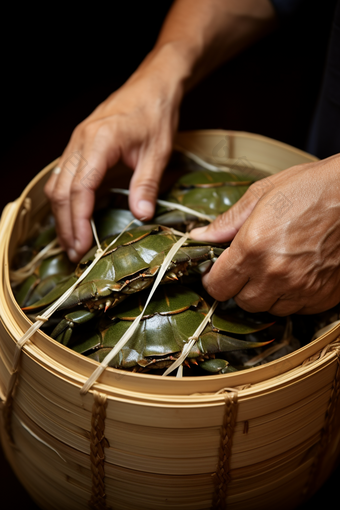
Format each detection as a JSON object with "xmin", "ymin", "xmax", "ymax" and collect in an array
[
  {"xmin": 128, "ymin": 142, "xmax": 171, "ymax": 220},
  {"xmin": 190, "ymin": 186, "xmax": 258, "ymax": 243}
]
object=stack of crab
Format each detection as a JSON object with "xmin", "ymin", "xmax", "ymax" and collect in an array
[{"xmin": 11, "ymin": 161, "xmax": 293, "ymax": 376}]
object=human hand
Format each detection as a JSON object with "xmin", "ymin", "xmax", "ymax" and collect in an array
[
  {"xmin": 44, "ymin": 47, "xmax": 185, "ymax": 262},
  {"xmin": 44, "ymin": 0, "xmax": 278, "ymax": 264},
  {"xmin": 190, "ymin": 155, "xmax": 340, "ymax": 315}
]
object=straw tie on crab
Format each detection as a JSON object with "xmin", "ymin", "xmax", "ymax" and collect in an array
[
  {"xmin": 10, "ymin": 217, "xmax": 141, "ymax": 371},
  {"xmin": 111, "ymin": 188, "xmax": 214, "ymax": 223},
  {"xmin": 80, "ymin": 232, "xmax": 190, "ymax": 394},
  {"xmin": 162, "ymin": 300, "xmax": 219, "ymax": 377},
  {"xmin": 10, "ymin": 238, "xmax": 64, "ymax": 286},
  {"xmin": 173, "ymin": 144, "xmax": 232, "ymax": 172}
]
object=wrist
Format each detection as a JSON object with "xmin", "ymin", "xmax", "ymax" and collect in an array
[{"xmin": 134, "ymin": 42, "xmax": 196, "ymax": 105}]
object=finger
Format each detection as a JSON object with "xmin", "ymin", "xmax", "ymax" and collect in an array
[
  {"xmin": 190, "ymin": 185, "xmax": 259, "ymax": 243},
  {"xmin": 44, "ymin": 125, "xmax": 83, "ymax": 201},
  {"xmin": 45, "ymin": 149, "xmax": 84, "ymax": 252},
  {"xmin": 293, "ymin": 279, "xmax": 340, "ymax": 315},
  {"xmin": 267, "ymin": 298, "xmax": 305, "ymax": 316},
  {"xmin": 201, "ymin": 246, "xmax": 249, "ymax": 301},
  {"xmin": 69, "ymin": 125, "xmax": 123, "ymax": 259},
  {"xmin": 44, "ymin": 168, "xmax": 60, "ymax": 208},
  {"xmin": 128, "ymin": 137, "xmax": 172, "ymax": 219},
  {"xmin": 233, "ymin": 280, "xmax": 280, "ymax": 313},
  {"xmin": 51, "ymin": 171, "xmax": 75, "ymax": 253},
  {"xmin": 44, "ymin": 126, "xmax": 87, "ymax": 251}
]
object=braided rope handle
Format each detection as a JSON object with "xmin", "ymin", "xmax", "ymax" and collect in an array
[
  {"xmin": 212, "ymin": 391, "xmax": 239, "ymax": 510},
  {"xmin": 303, "ymin": 345, "xmax": 340, "ymax": 497},
  {"xmin": 89, "ymin": 391, "xmax": 111, "ymax": 510}
]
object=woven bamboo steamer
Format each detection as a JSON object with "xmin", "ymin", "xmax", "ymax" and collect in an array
[{"xmin": 0, "ymin": 130, "xmax": 339, "ymax": 510}]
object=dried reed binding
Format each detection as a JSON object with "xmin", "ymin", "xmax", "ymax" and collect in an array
[
  {"xmin": 303, "ymin": 340, "xmax": 340, "ymax": 497},
  {"xmin": 212, "ymin": 390, "xmax": 239, "ymax": 510},
  {"xmin": 89, "ymin": 391, "xmax": 111, "ymax": 510}
]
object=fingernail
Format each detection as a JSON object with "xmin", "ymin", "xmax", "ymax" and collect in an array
[
  {"xmin": 190, "ymin": 226, "xmax": 208, "ymax": 238},
  {"xmin": 137, "ymin": 200, "xmax": 154, "ymax": 218},
  {"xmin": 74, "ymin": 239, "xmax": 82, "ymax": 253},
  {"xmin": 68, "ymin": 248, "xmax": 78, "ymax": 261}
]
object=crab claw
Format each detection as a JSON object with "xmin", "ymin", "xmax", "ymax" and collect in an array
[
  {"xmin": 166, "ymin": 272, "xmax": 178, "ymax": 281},
  {"xmin": 104, "ymin": 299, "xmax": 113, "ymax": 312}
]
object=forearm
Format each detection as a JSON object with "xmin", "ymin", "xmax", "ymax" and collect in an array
[{"xmin": 143, "ymin": 0, "xmax": 277, "ymax": 94}]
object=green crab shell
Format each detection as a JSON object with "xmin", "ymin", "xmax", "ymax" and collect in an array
[
  {"xmin": 15, "ymin": 252, "xmax": 75, "ymax": 308},
  {"xmin": 157, "ymin": 170, "xmax": 253, "ymax": 222},
  {"xmin": 93, "ymin": 208, "xmax": 143, "ymax": 242},
  {"xmin": 75, "ymin": 285, "xmax": 273, "ymax": 369},
  {"xmin": 173, "ymin": 170, "xmax": 254, "ymax": 188},
  {"xmin": 23, "ymin": 225, "xmax": 223, "ymax": 312}
]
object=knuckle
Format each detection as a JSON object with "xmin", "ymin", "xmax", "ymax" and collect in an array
[
  {"xmin": 234, "ymin": 296, "xmax": 260, "ymax": 313},
  {"xmin": 268, "ymin": 260, "xmax": 287, "ymax": 279},
  {"xmin": 203, "ymin": 274, "xmax": 229, "ymax": 301},
  {"xmin": 204, "ymin": 281, "xmax": 222, "ymax": 300},
  {"xmin": 214, "ymin": 212, "xmax": 229, "ymax": 231},
  {"xmin": 148, "ymin": 134, "xmax": 173, "ymax": 165},
  {"xmin": 239, "ymin": 286, "xmax": 259, "ymax": 302},
  {"xmin": 77, "ymin": 121, "xmax": 99, "ymax": 141},
  {"xmin": 93, "ymin": 122, "xmax": 113, "ymax": 142},
  {"xmin": 241, "ymin": 228, "xmax": 264, "ymax": 259},
  {"xmin": 135, "ymin": 176, "xmax": 160, "ymax": 198},
  {"xmin": 258, "ymin": 263, "xmax": 290, "ymax": 289},
  {"xmin": 285, "ymin": 276, "xmax": 305, "ymax": 294},
  {"xmin": 234, "ymin": 286, "xmax": 268, "ymax": 313},
  {"xmin": 248, "ymin": 178, "xmax": 275, "ymax": 199},
  {"xmin": 70, "ymin": 182, "xmax": 85, "ymax": 197},
  {"xmin": 81, "ymin": 123, "xmax": 95, "ymax": 140},
  {"xmin": 44, "ymin": 181, "xmax": 53, "ymax": 199},
  {"xmin": 248, "ymin": 181, "xmax": 260, "ymax": 193},
  {"xmin": 51, "ymin": 188, "xmax": 69, "ymax": 208},
  {"xmin": 157, "ymin": 135, "xmax": 172, "ymax": 159},
  {"xmin": 70, "ymin": 122, "xmax": 86, "ymax": 141},
  {"xmin": 221, "ymin": 207, "xmax": 236, "ymax": 226},
  {"xmin": 288, "ymin": 272, "xmax": 319, "ymax": 295},
  {"xmin": 269, "ymin": 301, "xmax": 301, "ymax": 317},
  {"xmin": 244, "ymin": 183, "xmax": 259, "ymax": 197}
]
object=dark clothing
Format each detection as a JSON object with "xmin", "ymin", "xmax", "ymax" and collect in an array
[
  {"xmin": 271, "ymin": 0, "xmax": 340, "ymax": 158},
  {"xmin": 270, "ymin": 0, "xmax": 309, "ymax": 20}
]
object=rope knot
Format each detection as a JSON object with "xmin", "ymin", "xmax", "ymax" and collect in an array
[
  {"xmin": 36, "ymin": 315, "xmax": 49, "ymax": 322},
  {"xmin": 188, "ymin": 335, "xmax": 198, "ymax": 342}
]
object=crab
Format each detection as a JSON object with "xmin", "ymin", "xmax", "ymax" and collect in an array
[
  {"xmin": 22, "ymin": 224, "xmax": 225, "ymax": 314},
  {"xmin": 51, "ymin": 285, "xmax": 275, "ymax": 374},
  {"xmin": 154, "ymin": 170, "xmax": 254, "ymax": 229},
  {"xmin": 11, "ymin": 221, "xmax": 76, "ymax": 308}
]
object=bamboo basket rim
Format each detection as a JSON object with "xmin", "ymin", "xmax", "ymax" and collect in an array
[
  {"xmin": 174, "ymin": 129, "xmax": 319, "ymax": 164},
  {"xmin": 1, "ymin": 130, "xmax": 338, "ymax": 400}
]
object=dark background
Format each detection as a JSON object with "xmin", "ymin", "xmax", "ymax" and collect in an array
[{"xmin": 1, "ymin": 1, "xmax": 339, "ymax": 508}]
